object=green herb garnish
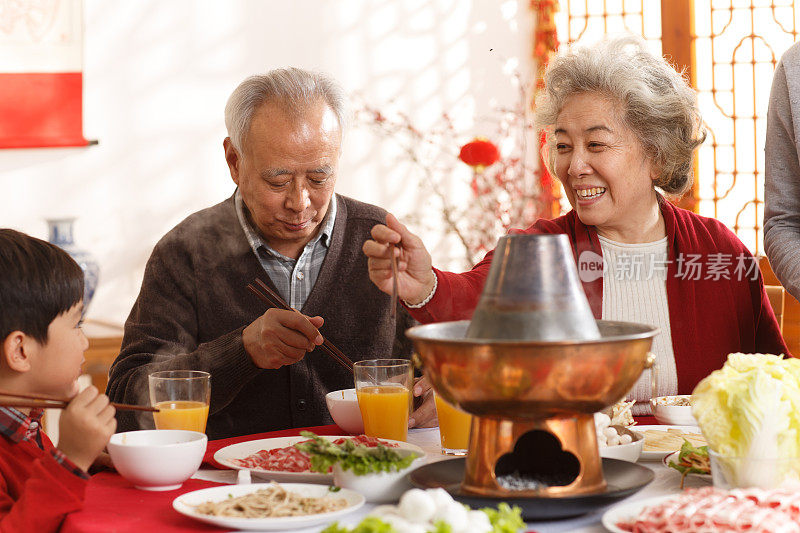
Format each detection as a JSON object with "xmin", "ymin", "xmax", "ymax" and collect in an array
[
  {"xmin": 482, "ymin": 503, "xmax": 525, "ymax": 533},
  {"xmin": 329, "ymin": 485, "xmax": 342, "ymax": 492},
  {"xmin": 321, "ymin": 517, "xmax": 397, "ymax": 533},
  {"xmin": 295, "ymin": 431, "xmax": 419, "ymax": 476}
]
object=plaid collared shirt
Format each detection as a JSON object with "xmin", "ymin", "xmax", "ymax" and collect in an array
[
  {"xmin": 235, "ymin": 189, "xmax": 336, "ymax": 310},
  {"xmin": 0, "ymin": 407, "xmax": 89, "ymax": 479}
]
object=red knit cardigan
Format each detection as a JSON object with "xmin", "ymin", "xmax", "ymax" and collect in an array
[{"xmin": 409, "ymin": 199, "xmax": 790, "ymax": 395}]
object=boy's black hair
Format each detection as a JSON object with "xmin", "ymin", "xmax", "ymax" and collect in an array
[{"xmin": 0, "ymin": 229, "xmax": 84, "ymax": 343}]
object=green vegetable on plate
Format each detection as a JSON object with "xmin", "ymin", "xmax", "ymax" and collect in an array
[{"xmin": 294, "ymin": 431, "xmax": 419, "ymax": 476}]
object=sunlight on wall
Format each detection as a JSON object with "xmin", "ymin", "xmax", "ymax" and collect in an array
[{"xmin": 0, "ymin": 0, "xmax": 532, "ymax": 323}]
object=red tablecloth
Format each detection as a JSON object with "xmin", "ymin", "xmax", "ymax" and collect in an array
[{"xmin": 61, "ymin": 424, "xmax": 343, "ymax": 533}]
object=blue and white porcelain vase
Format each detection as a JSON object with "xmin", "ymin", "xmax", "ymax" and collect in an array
[{"xmin": 47, "ymin": 218, "xmax": 100, "ymax": 312}]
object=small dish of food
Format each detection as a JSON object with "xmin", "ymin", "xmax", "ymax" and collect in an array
[
  {"xmin": 663, "ymin": 440, "xmax": 711, "ymax": 488},
  {"xmin": 325, "ymin": 388, "xmax": 364, "ymax": 435},
  {"xmin": 651, "ymin": 395, "xmax": 698, "ymax": 426},
  {"xmin": 296, "ymin": 431, "xmax": 425, "ymax": 503},
  {"xmin": 595, "ymin": 413, "xmax": 644, "ymax": 462}
]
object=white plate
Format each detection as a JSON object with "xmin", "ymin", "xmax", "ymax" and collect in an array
[
  {"xmin": 172, "ymin": 482, "xmax": 364, "ymax": 531},
  {"xmin": 662, "ymin": 451, "xmax": 712, "ymax": 480},
  {"xmin": 601, "ymin": 494, "xmax": 677, "ymax": 533},
  {"xmin": 634, "ymin": 425, "xmax": 704, "ymax": 461},
  {"xmin": 214, "ymin": 435, "xmax": 426, "ymax": 483}
]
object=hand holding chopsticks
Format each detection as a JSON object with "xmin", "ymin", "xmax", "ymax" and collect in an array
[
  {"xmin": 246, "ymin": 279, "xmax": 355, "ymax": 373},
  {"xmin": 0, "ymin": 389, "xmax": 159, "ymax": 412}
]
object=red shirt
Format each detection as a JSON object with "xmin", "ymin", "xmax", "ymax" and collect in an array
[
  {"xmin": 410, "ymin": 199, "xmax": 790, "ymax": 394},
  {"xmin": 0, "ymin": 407, "xmax": 87, "ymax": 532}
]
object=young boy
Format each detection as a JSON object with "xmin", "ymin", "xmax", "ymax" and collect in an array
[{"xmin": 0, "ymin": 229, "xmax": 116, "ymax": 531}]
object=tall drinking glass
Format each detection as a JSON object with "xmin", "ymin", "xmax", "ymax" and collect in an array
[
  {"xmin": 354, "ymin": 359, "xmax": 412, "ymax": 442},
  {"xmin": 434, "ymin": 393, "xmax": 472, "ymax": 455},
  {"xmin": 149, "ymin": 370, "xmax": 210, "ymax": 433}
]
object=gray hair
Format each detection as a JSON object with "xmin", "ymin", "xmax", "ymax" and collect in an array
[
  {"xmin": 535, "ymin": 36, "xmax": 705, "ymax": 195},
  {"xmin": 224, "ymin": 67, "xmax": 348, "ymax": 153}
]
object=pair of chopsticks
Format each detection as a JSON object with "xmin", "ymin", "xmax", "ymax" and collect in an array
[
  {"xmin": 0, "ymin": 390, "xmax": 159, "ymax": 412},
  {"xmin": 246, "ymin": 279, "xmax": 355, "ymax": 373}
]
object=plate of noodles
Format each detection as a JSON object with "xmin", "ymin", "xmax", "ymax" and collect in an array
[
  {"xmin": 172, "ymin": 482, "xmax": 365, "ymax": 530},
  {"xmin": 214, "ymin": 434, "xmax": 425, "ymax": 483}
]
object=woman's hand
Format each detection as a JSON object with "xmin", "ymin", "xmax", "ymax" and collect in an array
[{"xmin": 363, "ymin": 214, "xmax": 436, "ymax": 305}]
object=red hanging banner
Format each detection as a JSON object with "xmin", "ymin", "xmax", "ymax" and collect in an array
[{"xmin": 0, "ymin": 0, "xmax": 88, "ymax": 148}]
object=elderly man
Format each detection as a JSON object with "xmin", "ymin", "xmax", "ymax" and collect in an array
[{"xmin": 107, "ymin": 68, "xmax": 431, "ymax": 439}]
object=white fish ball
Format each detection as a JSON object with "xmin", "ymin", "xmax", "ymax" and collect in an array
[
  {"xmin": 465, "ymin": 510, "xmax": 493, "ymax": 533},
  {"xmin": 619, "ymin": 433, "xmax": 633, "ymax": 445},
  {"xmin": 380, "ymin": 514, "xmax": 427, "ymax": 533},
  {"xmin": 433, "ymin": 502, "xmax": 468, "ymax": 531},
  {"xmin": 398, "ymin": 488, "xmax": 436, "ymax": 523},
  {"xmin": 606, "ymin": 434, "xmax": 620, "ymax": 446},
  {"xmin": 426, "ymin": 487, "xmax": 455, "ymax": 512},
  {"xmin": 603, "ymin": 427, "xmax": 618, "ymax": 439}
]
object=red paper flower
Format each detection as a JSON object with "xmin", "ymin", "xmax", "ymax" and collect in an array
[{"xmin": 458, "ymin": 137, "xmax": 500, "ymax": 170}]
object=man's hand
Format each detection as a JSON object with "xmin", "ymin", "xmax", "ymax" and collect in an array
[
  {"xmin": 409, "ymin": 375, "xmax": 437, "ymax": 428},
  {"xmin": 57, "ymin": 387, "xmax": 117, "ymax": 473},
  {"xmin": 243, "ymin": 308, "xmax": 324, "ymax": 369},
  {"xmin": 363, "ymin": 214, "xmax": 436, "ymax": 306}
]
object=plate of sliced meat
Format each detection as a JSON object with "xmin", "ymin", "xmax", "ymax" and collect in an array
[
  {"xmin": 603, "ymin": 486, "xmax": 800, "ymax": 532},
  {"xmin": 214, "ymin": 435, "xmax": 425, "ymax": 483}
]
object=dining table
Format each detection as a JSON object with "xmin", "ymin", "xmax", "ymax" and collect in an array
[{"xmin": 60, "ymin": 418, "xmax": 706, "ymax": 533}]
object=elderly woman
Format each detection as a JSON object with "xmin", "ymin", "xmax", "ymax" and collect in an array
[{"xmin": 363, "ymin": 37, "xmax": 788, "ymax": 411}]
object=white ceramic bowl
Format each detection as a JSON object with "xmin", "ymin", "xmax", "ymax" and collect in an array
[
  {"xmin": 599, "ymin": 430, "xmax": 644, "ymax": 462},
  {"xmin": 652, "ymin": 395, "xmax": 698, "ymax": 426},
  {"xmin": 332, "ymin": 450, "xmax": 424, "ymax": 503},
  {"xmin": 326, "ymin": 388, "xmax": 364, "ymax": 435},
  {"xmin": 108, "ymin": 429, "xmax": 207, "ymax": 491}
]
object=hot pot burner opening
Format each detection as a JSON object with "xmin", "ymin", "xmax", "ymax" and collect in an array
[{"xmin": 494, "ymin": 429, "xmax": 580, "ymax": 490}]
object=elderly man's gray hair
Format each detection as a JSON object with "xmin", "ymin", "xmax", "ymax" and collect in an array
[
  {"xmin": 224, "ymin": 67, "xmax": 347, "ymax": 153},
  {"xmin": 535, "ymin": 36, "xmax": 705, "ymax": 196}
]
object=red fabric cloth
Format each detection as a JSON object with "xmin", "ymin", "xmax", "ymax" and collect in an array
[
  {"xmin": 0, "ymin": 431, "xmax": 86, "ymax": 533},
  {"xmin": 61, "ymin": 425, "xmax": 342, "ymax": 533},
  {"xmin": 410, "ymin": 200, "xmax": 790, "ymax": 395},
  {"xmin": 60, "ymin": 473, "xmax": 223, "ymax": 533}
]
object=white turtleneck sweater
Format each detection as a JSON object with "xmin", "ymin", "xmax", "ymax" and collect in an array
[{"xmin": 599, "ymin": 235, "xmax": 678, "ymax": 414}]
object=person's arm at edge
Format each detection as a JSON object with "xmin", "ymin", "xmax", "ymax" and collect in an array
[{"xmin": 765, "ymin": 57, "xmax": 800, "ymax": 302}]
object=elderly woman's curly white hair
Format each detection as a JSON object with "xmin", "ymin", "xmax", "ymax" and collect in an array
[{"xmin": 535, "ymin": 36, "xmax": 706, "ymax": 196}]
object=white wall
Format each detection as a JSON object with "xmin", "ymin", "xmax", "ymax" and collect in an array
[{"xmin": 0, "ymin": 0, "xmax": 532, "ymax": 324}]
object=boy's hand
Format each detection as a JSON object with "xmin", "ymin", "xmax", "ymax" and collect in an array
[{"xmin": 57, "ymin": 386, "xmax": 117, "ymax": 473}]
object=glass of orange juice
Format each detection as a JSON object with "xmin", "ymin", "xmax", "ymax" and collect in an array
[
  {"xmin": 148, "ymin": 370, "xmax": 210, "ymax": 433},
  {"xmin": 354, "ymin": 359, "xmax": 412, "ymax": 442},
  {"xmin": 433, "ymin": 393, "xmax": 472, "ymax": 455}
]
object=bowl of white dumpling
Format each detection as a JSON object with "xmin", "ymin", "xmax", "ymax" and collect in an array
[{"xmin": 594, "ymin": 412, "xmax": 643, "ymax": 462}]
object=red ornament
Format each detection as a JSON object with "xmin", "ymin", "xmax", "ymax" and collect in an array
[{"xmin": 458, "ymin": 137, "xmax": 500, "ymax": 170}]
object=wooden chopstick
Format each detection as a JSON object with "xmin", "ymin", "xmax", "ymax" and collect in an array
[
  {"xmin": 390, "ymin": 244, "xmax": 398, "ymax": 318},
  {"xmin": 248, "ymin": 280, "xmax": 354, "ymax": 372},
  {"xmin": 247, "ymin": 279, "xmax": 354, "ymax": 372},
  {"xmin": 0, "ymin": 390, "xmax": 159, "ymax": 412}
]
